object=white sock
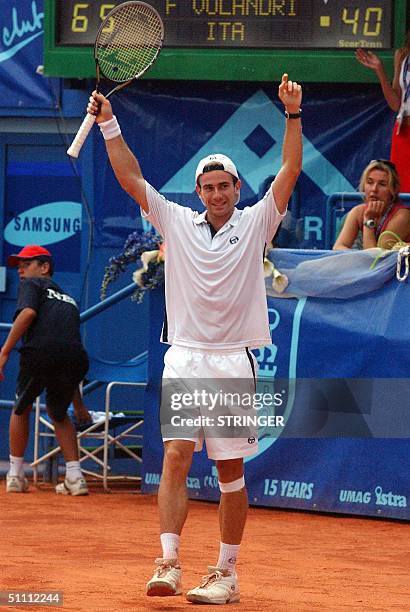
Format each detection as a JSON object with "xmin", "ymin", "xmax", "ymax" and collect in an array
[
  {"xmin": 65, "ymin": 461, "xmax": 83, "ymax": 481},
  {"xmin": 216, "ymin": 542, "xmax": 240, "ymax": 574},
  {"xmin": 9, "ymin": 455, "xmax": 24, "ymax": 477},
  {"xmin": 160, "ymin": 533, "xmax": 180, "ymax": 561}
]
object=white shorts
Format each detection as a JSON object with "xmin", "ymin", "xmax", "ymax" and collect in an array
[{"xmin": 161, "ymin": 344, "xmax": 259, "ymax": 460}]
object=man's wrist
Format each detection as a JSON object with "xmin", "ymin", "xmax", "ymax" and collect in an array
[
  {"xmin": 99, "ymin": 115, "xmax": 121, "ymax": 140},
  {"xmin": 284, "ymin": 108, "xmax": 302, "ymax": 119},
  {"xmin": 375, "ymin": 66, "xmax": 385, "ymax": 78}
]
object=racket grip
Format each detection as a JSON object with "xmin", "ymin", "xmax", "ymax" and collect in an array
[{"xmin": 67, "ymin": 113, "xmax": 97, "ymax": 158}]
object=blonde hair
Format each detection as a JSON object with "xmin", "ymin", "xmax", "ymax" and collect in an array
[{"xmin": 359, "ymin": 160, "xmax": 400, "ymax": 202}]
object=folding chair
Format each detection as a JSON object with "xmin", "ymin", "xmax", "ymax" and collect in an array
[
  {"xmin": 31, "ymin": 395, "xmax": 107, "ymax": 486},
  {"xmin": 31, "ymin": 352, "xmax": 147, "ymax": 491}
]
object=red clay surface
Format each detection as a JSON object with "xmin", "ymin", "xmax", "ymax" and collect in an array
[{"xmin": 1, "ymin": 481, "xmax": 409, "ymax": 611}]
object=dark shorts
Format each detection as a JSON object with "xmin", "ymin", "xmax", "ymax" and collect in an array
[{"xmin": 14, "ymin": 345, "xmax": 89, "ymax": 422}]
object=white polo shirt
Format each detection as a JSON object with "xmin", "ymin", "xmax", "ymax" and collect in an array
[{"xmin": 143, "ymin": 181, "xmax": 285, "ymax": 350}]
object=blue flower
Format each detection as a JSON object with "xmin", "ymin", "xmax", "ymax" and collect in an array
[{"xmin": 100, "ymin": 230, "xmax": 164, "ymax": 303}]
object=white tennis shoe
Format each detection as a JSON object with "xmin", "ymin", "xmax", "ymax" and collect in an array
[
  {"xmin": 55, "ymin": 477, "xmax": 88, "ymax": 496},
  {"xmin": 146, "ymin": 558, "xmax": 182, "ymax": 597},
  {"xmin": 6, "ymin": 473, "xmax": 29, "ymax": 493},
  {"xmin": 186, "ymin": 566, "xmax": 240, "ymax": 604}
]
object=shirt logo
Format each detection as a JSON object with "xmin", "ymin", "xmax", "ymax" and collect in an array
[
  {"xmin": 230, "ymin": 236, "xmax": 239, "ymax": 244},
  {"xmin": 47, "ymin": 288, "xmax": 77, "ymax": 308}
]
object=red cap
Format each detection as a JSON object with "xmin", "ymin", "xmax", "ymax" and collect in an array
[{"xmin": 7, "ymin": 245, "xmax": 52, "ymax": 267}]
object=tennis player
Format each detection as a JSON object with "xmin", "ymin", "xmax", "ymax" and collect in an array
[{"xmin": 88, "ymin": 73, "xmax": 302, "ymax": 604}]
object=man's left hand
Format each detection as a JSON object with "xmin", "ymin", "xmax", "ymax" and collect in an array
[{"xmin": 278, "ymin": 73, "xmax": 302, "ymax": 113}]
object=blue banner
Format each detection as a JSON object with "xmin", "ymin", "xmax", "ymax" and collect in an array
[
  {"xmin": 3, "ymin": 150, "xmax": 83, "ymax": 273},
  {"xmin": 95, "ymin": 80, "xmax": 394, "ymax": 250},
  {"xmin": 141, "ymin": 251, "xmax": 410, "ymax": 520},
  {"xmin": 0, "ymin": 0, "xmax": 55, "ymax": 109}
]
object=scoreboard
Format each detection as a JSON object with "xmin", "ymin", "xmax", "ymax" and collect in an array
[{"xmin": 44, "ymin": 0, "xmax": 407, "ymax": 81}]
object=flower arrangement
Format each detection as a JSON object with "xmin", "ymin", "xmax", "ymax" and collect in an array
[
  {"xmin": 264, "ymin": 246, "xmax": 289, "ymax": 293},
  {"xmin": 100, "ymin": 230, "xmax": 165, "ymax": 303}
]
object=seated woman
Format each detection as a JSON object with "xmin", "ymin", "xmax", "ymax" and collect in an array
[{"xmin": 333, "ymin": 160, "xmax": 410, "ymax": 250}]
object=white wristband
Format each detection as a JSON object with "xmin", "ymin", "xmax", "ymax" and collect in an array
[{"xmin": 99, "ymin": 115, "xmax": 121, "ymax": 140}]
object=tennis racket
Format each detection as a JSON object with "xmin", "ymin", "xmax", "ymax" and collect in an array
[{"xmin": 67, "ymin": 1, "xmax": 164, "ymax": 158}]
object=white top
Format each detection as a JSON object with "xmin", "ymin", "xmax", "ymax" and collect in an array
[
  {"xmin": 143, "ymin": 181, "xmax": 285, "ymax": 350},
  {"xmin": 398, "ymin": 55, "xmax": 410, "ymax": 117}
]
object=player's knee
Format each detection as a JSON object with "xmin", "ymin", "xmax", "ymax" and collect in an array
[
  {"xmin": 216, "ymin": 458, "xmax": 244, "ymax": 482},
  {"xmin": 163, "ymin": 441, "xmax": 194, "ymax": 474},
  {"xmin": 218, "ymin": 475, "xmax": 245, "ymax": 493}
]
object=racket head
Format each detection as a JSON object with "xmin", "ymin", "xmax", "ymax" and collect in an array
[{"xmin": 94, "ymin": 1, "xmax": 164, "ymax": 83}]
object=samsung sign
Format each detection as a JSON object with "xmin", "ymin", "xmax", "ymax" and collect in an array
[{"xmin": 4, "ymin": 202, "xmax": 82, "ymax": 247}]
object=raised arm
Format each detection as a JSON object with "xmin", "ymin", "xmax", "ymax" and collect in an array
[
  {"xmin": 272, "ymin": 74, "xmax": 303, "ymax": 214},
  {"xmin": 355, "ymin": 49, "xmax": 403, "ymax": 112},
  {"xmin": 87, "ymin": 92, "xmax": 149, "ymax": 212}
]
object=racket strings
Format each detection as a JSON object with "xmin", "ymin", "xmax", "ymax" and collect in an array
[{"xmin": 97, "ymin": 3, "xmax": 163, "ymax": 82}]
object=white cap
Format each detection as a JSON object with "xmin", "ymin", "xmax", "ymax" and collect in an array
[{"xmin": 195, "ymin": 153, "xmax": 239, "ymax": 182}]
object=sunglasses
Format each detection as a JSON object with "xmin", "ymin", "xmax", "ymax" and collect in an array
[{"xmin": 370, "ymin": 159, "xmax": 397, "ymax": 170}]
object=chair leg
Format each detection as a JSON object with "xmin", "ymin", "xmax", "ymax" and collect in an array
[{"xmin": 32, "ymin": 397, "xmax": 41, "ymax": 486}]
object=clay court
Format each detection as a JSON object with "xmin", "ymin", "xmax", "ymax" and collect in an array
[{"xmin": 1, "ymin": 482, "xmax": 409, "ymax": 611}]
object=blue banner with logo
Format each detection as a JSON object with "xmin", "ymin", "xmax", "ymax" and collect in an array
[
  {"xmin": 141, "ymin": 251, "xmax": 410, "ymax": 520},
  {"xmin": 96, "ymin": 80, "xmax": 394, "ymax": 250},
  {"xmin": 0, "ymin": 0, "xmax": 54, "ymax": 109},
  {"xmin": 3, "ymin": 147, "xmax": 82, "ymax": 273}
]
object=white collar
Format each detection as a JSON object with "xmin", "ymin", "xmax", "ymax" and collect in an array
[{"xmin": 193, "ymin": 207, "xmax": 241, "ymax": 227}]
